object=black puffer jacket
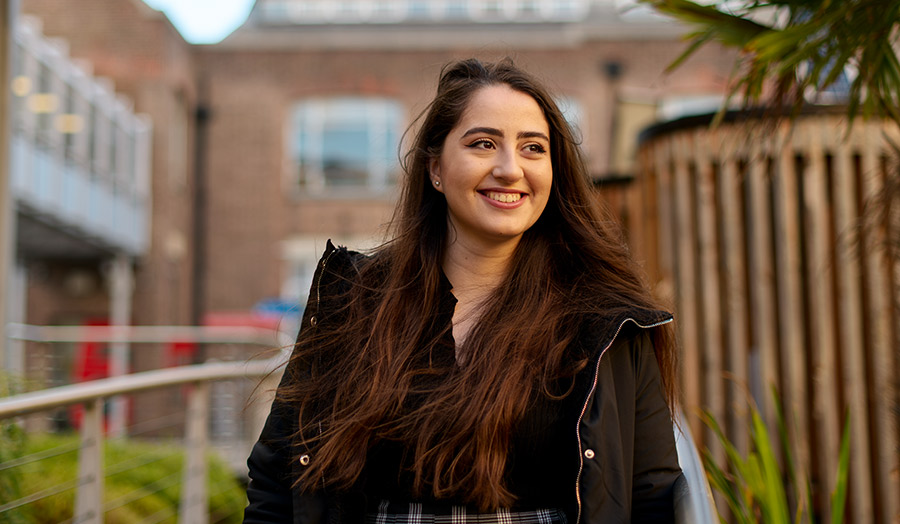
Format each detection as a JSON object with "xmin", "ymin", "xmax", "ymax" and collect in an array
[{"xmin": 244, "ymin": 241, "xmax": 682, "ymax": 523}]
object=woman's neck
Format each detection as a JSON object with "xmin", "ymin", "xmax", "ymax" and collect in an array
[
  {"xmin": 442, "ymin": 236, "xmax": 518, "ymax": 352},
  {"xmin": 443, "ymin": 237, "xmax": 516, "ymax": 294}
]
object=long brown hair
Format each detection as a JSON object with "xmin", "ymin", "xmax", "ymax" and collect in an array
[{"xmin": 280, "ymin": 58, "xmax": 677, "ymax": 510}]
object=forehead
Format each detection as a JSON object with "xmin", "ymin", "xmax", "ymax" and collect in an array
[{"xmin": 454, "ymin": 85, "xmax": 549, "ymax": 133}]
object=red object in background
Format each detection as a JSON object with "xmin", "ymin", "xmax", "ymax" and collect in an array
[
  {"xmin": 166, "ymin": 341, "xmax": 197, "ymax": 367},
  {"xmin": 70, "ymin": 319, "xmax": 112, "ymax": 431},
  {"xmin": 73, "ymin": 319, "xmax": 110, "ymax": 382}
]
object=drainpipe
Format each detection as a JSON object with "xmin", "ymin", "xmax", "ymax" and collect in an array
[{"xmin": 191, "ymin": 79, "xmax": 210, "ymax": 363}]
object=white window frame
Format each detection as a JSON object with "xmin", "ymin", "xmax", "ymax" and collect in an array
[{"xmin": 288, "ymin": 97, "xmax": 404, "ymax": 197}]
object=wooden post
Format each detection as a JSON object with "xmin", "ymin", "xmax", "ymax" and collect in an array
[
  {"xmin": 74, "ymin": 398, "xmax": 104, "ymax": 524},
  {"xmin": 653, "ymin": 138, "xmax": 676, "ymax": 306},
  {"xmin": 179, "ymin": 382, "xmax": 209, "ymax": 524},
  {"xmin": 717, "ymin": 125, "xmax": 750, "ymax": 457},
  {"xmin": 692, "ymin": 128, "xmax": 725, "ymax": 467},
  {"xmin": 803, "ymin": 120, "xmax": 840, "ymax": 521},
  {"xmin": 827, "ymin": 117, "xmax": 873, "ymax": 521},
  {"xmin": 639, "ymin": 149, "xmax": 660, "ymax": 285},
  {"xmin": 671, "ymin": 132, "xmax": 702, "ymax": 438},
  {"xmin": 771, "ymin": 121, "xmax": 811, "ymax": 512},
  {"xmin": 858, "ymin": 121, "xmax": 900, "ymax": 523},
  {"xmin": 746, "ymin": 127, "xmax": 780, "ymax": 432}
]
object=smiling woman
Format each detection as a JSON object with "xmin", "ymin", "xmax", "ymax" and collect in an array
[
  {"xmin": 429, "ymin": 85, "xmax": 552, "ymax": 250},
  {"xmin": 244, "ymin": 58, "xmax": 682, "ymax": 524}
]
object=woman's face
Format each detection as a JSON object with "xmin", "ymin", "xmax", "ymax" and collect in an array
[{"xmin": 429, "ymin": 84, "xmax": 552, "ymax": 248}]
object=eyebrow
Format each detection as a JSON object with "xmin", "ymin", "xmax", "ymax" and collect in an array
[{"xmin": 460, "ymin": 127, "xmax": 550, "ymax": 142}]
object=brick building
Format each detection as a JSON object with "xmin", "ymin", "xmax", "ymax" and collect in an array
[
  {"xmin": 14, "ymin": 0, "xmax": 736, "ymax": 361},
  {"xmin": 197, "ymin": 0, "xmax": 735, "ymax": 321}
]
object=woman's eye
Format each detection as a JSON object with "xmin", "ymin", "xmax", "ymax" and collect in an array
[
  {"xmin": 467, "ymin": 139, "xmax": 495, "ymax": 150},
  {"xmin": 525, "ymin": 143, "xmax": 547, "ymax": 154}
]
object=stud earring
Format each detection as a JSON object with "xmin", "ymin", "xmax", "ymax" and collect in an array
[{"xmin": 434, "ymin": 180, "xmax": 440, "ymax": 187}]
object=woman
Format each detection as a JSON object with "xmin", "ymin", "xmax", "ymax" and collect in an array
[{"xmin": 244, "ymin": 58, "xmax": 682, "ymax": 524}]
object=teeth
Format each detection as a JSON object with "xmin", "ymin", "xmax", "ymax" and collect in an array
[{"xmin": 486, "ymin": 191, "xmax": 521, "ymax": 203}]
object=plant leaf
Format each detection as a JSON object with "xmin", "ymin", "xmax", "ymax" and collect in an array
[{"xmin": 830, "ymin": 411, "xmax": 851, "ymax": 524}]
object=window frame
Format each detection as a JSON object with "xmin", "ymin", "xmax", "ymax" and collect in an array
[{"xmin": 287, "ymin": 96, "xmax": 405, "ymax": 199}]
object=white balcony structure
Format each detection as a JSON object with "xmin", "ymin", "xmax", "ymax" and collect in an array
[{"xmin": 8, "ymin": 16, "xmax": 151, "ymax": 259}]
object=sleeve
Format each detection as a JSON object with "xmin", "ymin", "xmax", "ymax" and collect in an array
[
  {"xmin": 630, "ymin": 330, "xmax": 683, "ymax": 524},
  {"xmin": 243, "ymin": 241, "xmax": 346, "ymax": 523},
  {"xmin": 243, "ymin": 375, "xmax": 301, "ymax": 523}
]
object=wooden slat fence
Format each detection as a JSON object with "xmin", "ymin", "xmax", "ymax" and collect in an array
[{"xmin": 635, "ymin": 113, "xmax": 900, "ymax": 523}]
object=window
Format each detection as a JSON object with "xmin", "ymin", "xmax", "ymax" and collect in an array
[
  {"xmin": 473, "ymin": 0, "xmax": 505, "ymax": 19},
  {"xmin": 286, "ymin": 0, "xmax": 325, "ymax": 21},
  {"xmin": 60, "ymin": 84, "xmax": 86, "ymax": 164},
  {"xmin": 444, "ymin": 0, "xmax": 469, "ymax": 19},
  {"xmin": 34, "ymin": 61, "xmax": 57, "ymax": 146},
  {"xmin": 549, "ymin": 0, "xmax": 586, "ymax": 19},
  {"xmin": 407, "ymin": 0, "xmax": 432, "ymax": 19},
  {"xmin": 291, "ymin": 98, "xmax": 403, "ymax": 194},
  {"xmin": 87, "ymin": 105, "xmax": 97, "ymax": 174},
  {"xmin": 371, "ymin": 0, "xmax": 403, "ymax": 20},
  {"xmin": 516, "ymin": 0, "xmax": 542, "ymax": 18}
]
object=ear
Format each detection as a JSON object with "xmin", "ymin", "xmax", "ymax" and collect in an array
[{"xmin": 428, "ymin": 157, "xmax": 443, "ymax": 193}]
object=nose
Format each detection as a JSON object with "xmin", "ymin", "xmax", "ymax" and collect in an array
[{"xmin": 491, "ymin": 149, "xmax": 524, "ymax": 182}]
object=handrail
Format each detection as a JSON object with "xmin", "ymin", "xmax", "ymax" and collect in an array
[
  {"xmin": 0, "ymin": 334, "xmax": 289, "ymax": 524},
  {"xmin": 7, "ymin": 322, "xmax": 295, "ymax": 346},
  {"xmin": 0, "ymin": 359, "xmax": 282, "ymax": 419}
]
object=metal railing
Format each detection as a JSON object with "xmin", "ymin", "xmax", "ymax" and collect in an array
[
  {"xmin": 0, "ymin": 324, "xmax": 290, "ymax": 524},
  {"xmin": 1, "ymin": 324, "xmax": 717, "ymax": 523}
]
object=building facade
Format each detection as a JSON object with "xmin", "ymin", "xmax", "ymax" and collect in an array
[
  {"xmin": 14, "ymin": 0, "xmax": 736, "ymax": 360},
  {"xmin": 197, "ymin": 0, "xmax": 735, "ymax": 321}
]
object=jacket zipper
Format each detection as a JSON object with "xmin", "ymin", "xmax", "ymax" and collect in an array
[
  {"xmin": 573, "ymin": 316, "xmax": 673, "ymax": 523},
  {"xmin": 312, "ymin": 245, "xmax": 336, "ymax": 489}
]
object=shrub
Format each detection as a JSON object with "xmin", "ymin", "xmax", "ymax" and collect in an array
[
  {"xmin": 0, "ymin": 432, "xmax": 246, "ymax": 523},
  {"xmin": 702, "ymin": 390, "xmax": 851, "ymax": 524}
]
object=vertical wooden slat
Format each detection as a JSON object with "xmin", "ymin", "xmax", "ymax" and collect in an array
[
  {"xmin": 859, "ymin": 121, "xmax": 900, "ymax": 523},
  {"xmin": 672, "ymin": 132, "xmax": 702, "ymax": 438},
  {"xmin": 640, "ymin": 148, "xmax": 660, "ymax": 286},
  {"xmin": 693, "ymin": 127, "xmax": 725, "ymax": 468},
  {"xmin": 827, "ymin": 116, "xmax": 874, "ymax": 522},
  {"xmin": 653, "ymin": 139, "xmax": 675, "ymax": 305},
  {"xmin": 717, "ymin": 126, "xmax": 750, "ymax": 457},
  {"xmin": 746, "ymin": 127, "xmax": 780, "ymax": 430},
  {"xmin": 802, "ymin": 120, "xmax": 840, "ymax": 521},
  {"xmin": 632, "ymin": 176, "xmax": 647, "ymax": 266},
  {"xmin": 771, "ymin": 121, "xmax": 811, "ymax": 511}
]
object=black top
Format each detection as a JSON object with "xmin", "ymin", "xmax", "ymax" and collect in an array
[{"xmin": 360, "ymin": 270, "xmax": 585, "ymax": 511}]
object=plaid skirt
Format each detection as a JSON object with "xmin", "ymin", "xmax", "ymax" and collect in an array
[{"xmin": 365, "ymin": 500, "xmax": 568, "ymax": 524}]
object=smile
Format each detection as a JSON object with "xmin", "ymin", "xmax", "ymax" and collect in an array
[{"xmin": 482, "ymin": 191, "xmax": 523, "ymax": 203}]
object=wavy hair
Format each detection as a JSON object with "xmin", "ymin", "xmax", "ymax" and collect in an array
[{"xmin": 279, "ymin": 58, "xmax": 677, "ymax": 510}]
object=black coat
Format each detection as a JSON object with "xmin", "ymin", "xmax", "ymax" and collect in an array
[{"xmin": 244, "ymin": 241, "xmax": 682, "ymax": 523}]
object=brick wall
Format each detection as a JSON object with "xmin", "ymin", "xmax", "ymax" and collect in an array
[{"xmin": 195, "ymin": 41, "xmax": 734, "ymax": 312}]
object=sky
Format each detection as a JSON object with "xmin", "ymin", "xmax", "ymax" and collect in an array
[{"xmin": 141, "ymin": 0, "xmax": 256, "ymax": 44}]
